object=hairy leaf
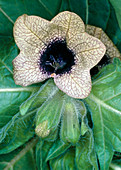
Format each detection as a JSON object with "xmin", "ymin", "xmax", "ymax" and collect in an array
[
  {"xmin": 60, "ymin": 98, "xmax": 81, "ymax": 144},
  {"xmin": 46, "ymin": 139, "xmax": 71, "ymax": 161},
  {"xmin": 20, "ymin": 79, "xmax": 56, "ymax": 115},
  {"xmin": 76, "ymin": 130, "xmax": 98, "ymax": 170},
  {"xmin": 0, "ymin": 111, "xmax": 36, "ymax": 154},
  {"xmin": 85, "ymin": 58, "xmax": 121, "ymax": 170},
  {"xmin": 0, "ymin": 0, "xmax": 121, "ymax": 169},
  {"xmin": 35, "ymin": 89, "xmax": 63, "ymax": 138},
  {"xmin": 0, "ymin": 138, "xmax": 37, "ymax": 169},
  {"xmin": 36, "ymin": 140, "xmax": 53, "ymax": 170},
  {"xmin": 49, "ymin": 148, "xmax": 76, "ymax": 169},
  {"xmin": 0, "ymin": 37, "xmax": 33, "ymax": 128}
]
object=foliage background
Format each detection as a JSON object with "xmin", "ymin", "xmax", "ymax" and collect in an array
[{"xmin": 0, "ymin": 0, "xmax": 121, "ymax": 169}]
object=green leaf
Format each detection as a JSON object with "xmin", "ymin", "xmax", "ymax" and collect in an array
[
  {"xmin": 44, "ymin": 129, "xmax": 59, "ymax": 142},
  {"xmin": 0, "ymin": 0, "xmax": 62, "ymax": 35},
  {"xmin": 69, "ymin": 0, "xmax": 87, "ymax": 23},
  {"xmin": 59, "ymin": 0, "xmax": 87, "ymax": 24},
  {"xmin": 105, "ymin": 4, "xmax": 121, "ymax": 52},
  {"xmin": 110, "ymin": 158, "xmax": 121, "ymax": 170},
  {"xmin": 60, "ymin": 98, "xmax": 82, "ymax": 144},
  {"xmin": 49, "ymin": 148, "xmax": 76, "ymax": 169},
  {"xmin": 59, "ymin": 0, "xmax": 70, "ymax": 11},
  {"xmin": 79, "ymin": 100, "xmax": 89, "ymax": 136},
  {"xmin": 76, "ymin": 130, "xmax": 98, "ymax": 170},
  {"xmin": 20, "ymin": 79, "xmax": 56, "ymax": 115},
  {"xmin": 0, "ymin": 0, "xmax": 121, "ymax": 169},
  {"xmin": 35, "ymin": 88, "xmax": 63, "ymax": 138},
  {"xmin": 0, "ymin": 110, "xmax": 36, "ymax": 154},
  {"xmin": 0, "ymin": 138, "xmax": 37, "ymax": 170},
  {"xmin": 88, "ymin": 0, "xmax": 110, "ymax": 30},
  {"xmin": 46, "ymin": 139, "xmax": 71, "ymax": 161},
  {"xmin": 60, "ymin": 98, "xmax": 86, "ymax": 144},
  {"xmin": 81, "ymin": 120, "xmax": 89, "ymax": 136},
  {"xmin": 109, "ymin": 0, "xmax": 121, "ymax": 30},
  {"xmin": 36, "ymin": 140, "xmax": 53, "ymax": 170},
  {"xmin": 20, "ymin": 92, "xmax": 38, "ymax": 116},
  {"xmin": 0, "ymin": 37, "xmax": 34, "ymax": 128},
  {"xmin": 85, "ymin": 58, "xmax": 121, "ymax": 170}
]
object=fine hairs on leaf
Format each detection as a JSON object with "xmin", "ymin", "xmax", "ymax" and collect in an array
[
  {"xmin": 0, "ymin": 137, "xmax": 38, "ymax": 170},
  {"xmin": 0, "ymin": 110, "xmax": 36, "ymax": 154},
  {"xmin": 85, "ymin": 58, "xmax": 121, "ymax": 170},
  {"xmin": 0, "ymin": 0, "xmax": 121, "ymax": 170},
  {"xmin": 20, "ymin": 79, "xmax": 58, "ymax": 115}
]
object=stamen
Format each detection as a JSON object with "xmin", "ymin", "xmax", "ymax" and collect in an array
[{"xmin": 50, "ymin": 73, "xmax": 56, "ymax": 77}]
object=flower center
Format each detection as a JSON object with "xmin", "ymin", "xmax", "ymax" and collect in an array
[{"xmin": 40, "ymin": 38, "xmax": 75, "ymax": 76}]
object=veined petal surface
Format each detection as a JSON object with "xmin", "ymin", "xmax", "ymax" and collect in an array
[
  {"xmin": 68, "ymin": 33, "xmax": 106, "ymax": 69},
  {"xmin": 13, "ymin": 51, "xmax": 49, "ymax": 86},
  {"xmin": 54, "ymin": 67, "xmax": 91, "ymax": 99}
]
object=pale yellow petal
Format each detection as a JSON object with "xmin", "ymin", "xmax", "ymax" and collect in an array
[
  {"xmin": 13, "ymin": 51, "xmax": 49, "ymax": 86},
  {"xmin": 13, "ymin": 14, "xmax": 49, "ymax": 50},
  {"xmin": 68, "ymin": 32, "xmax": 106, "ymax": 69},
  {"xmin": 54, "ymin": 67, "xmax": 91, "ymax": 99},
  {"xmin": 86, "ymin": 25, "xmax": 121, "ymax": 59},
  {"xmin": 51, "ymin": 11, "xmax": 85, "ymax": 39},
  {"xmin": 24, "ymin": 15, "xmax": 66, "ymax": 45},
  {"xmin": 42, "ymin": 24, "xmax": 67, "ymax": 45},
  {"xmin": 14, "ymin": 14, "xmax": 67, "ymax": 52}
]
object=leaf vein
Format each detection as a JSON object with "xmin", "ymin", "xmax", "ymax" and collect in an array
[
  {"xmin": 92, "ymin": 70, "xmax": 116, "ymax": 85},
  {"xmin": 88, "ymin": 93, "xmax": 121, "ymax": 115},
  {"xmin": 0, "ymin": 59, "xmax": 13, "ymax": 74},
  {"xmin": 0, "ymin": 7, "xmax": 14, "ymax": 24},
  {"xmin": 38, "ymin": 0, "xmax": 53, "ymax": 16},
  {"xmin": 0, "ymin": 87, "xmax": 39, "ymax": 92}
]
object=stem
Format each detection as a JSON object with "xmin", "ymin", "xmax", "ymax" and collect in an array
[{"xmin": 4, "ymin": 137, "xmax": 38, "ymax": 170}]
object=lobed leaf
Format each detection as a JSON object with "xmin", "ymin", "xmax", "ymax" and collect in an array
[
  {"xmin": 0, "ymin": 138, "xmax": 37, "ymax": 169},
  {"xmin": 85, "ymin": 58, "xmax": 121, "ymax": 170},
  {"xmin": 20, "ymin": 79, "xmax": 56, "ymax": 115},
  {"xmin": 76, "ymin": 130, "xmax": 98, "ymax": 170},
  {"xmin": 49, "ymin": 147, "xmax": 76, "ymax": 169},
  {"xmin": 46, "ymin": 139, "xmax": 71, "ymax": 161},
  {"xmin": 36, "ymin": 140, "xmax": 53, "ymax": 170},
  {"xmin": 0, "ymin": 111, "xmax": 35, "ymax": 154},
  {"xmin": 0, "ymin": 37, "xmax": 33, "ymax": 128},
  {"xmin": 0, "ymin": 0, "xmax": 121, "ymax": 169}
]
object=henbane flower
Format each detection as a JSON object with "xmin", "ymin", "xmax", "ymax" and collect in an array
[{"xmin": 13, "ymin": 11, "xmax": 106, "ymax": 99}]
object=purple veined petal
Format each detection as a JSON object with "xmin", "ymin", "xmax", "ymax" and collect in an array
[
  {"xmin": 13, "ymin": 11, "xmax": 106, "ymax": 99},
  {"xmin": 54, "ymin": 67, "xmax": 91, "ymax": 99},
  {"xmin": 51, "ymin": 11, "xmax": 85, "ymax": 39},
  {"xmin": 68, "ymin": 32, "xmax": 106, "ymax": 69},
  {"xmin": 13, "ymin": 51, "xmax": 49, "ymax": 86}
]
